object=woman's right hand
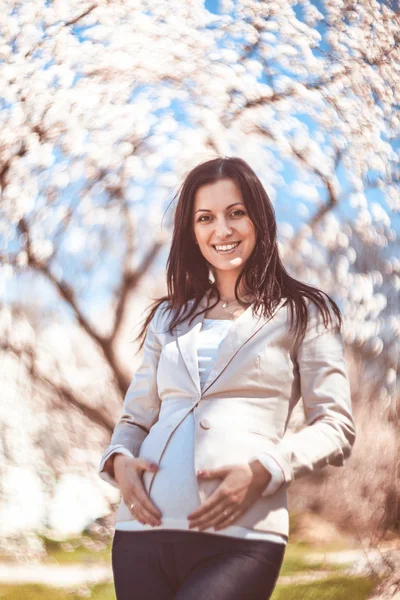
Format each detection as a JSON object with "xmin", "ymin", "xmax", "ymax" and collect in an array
[{"xmin": 113, "ymin": 454, "xmax": 162, "ymax": 527}]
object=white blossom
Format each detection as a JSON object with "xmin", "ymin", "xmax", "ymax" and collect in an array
[{"xmin": 0, "ymin": 0, "xmax": 399, "ymax": 539}]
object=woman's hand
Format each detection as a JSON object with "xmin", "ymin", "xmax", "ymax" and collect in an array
[
  {"xmin": 187, "ymin": 459, "xmax": 271, "ymax": 531},
  {"xmin": 113, "ymin": 454, "xmax": 162, "ymax": 527}
]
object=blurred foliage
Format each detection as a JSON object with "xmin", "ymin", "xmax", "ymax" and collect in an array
[
  {"xmin": 37, "ymin": 532, "xmax": 111, "ymax": 565},
  {"xmin": 272, "ymin": 576, "xmax": 379, "ymax": 600},
  {"xmin": 0, "ymin": 582, "xmax": 114, "ymax": 600}
]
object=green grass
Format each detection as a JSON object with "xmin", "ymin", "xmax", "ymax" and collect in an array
[
  {"xmin": 0, "ymin": 527, "xmax": 380, "ymax": 600},
  {"xmin": 30, "ymin": 533, "xmax": 352, "ymax": 574},
  {"xmin": 271, "ymin": 576, "xmax": 378, "ymax": 600},
  {"xmin": 0, "ymin": 517, "xmax": 356, "ymax": 568},
  {"xmin": 279, "ymin": 542, "xmax": 347, "ymax": 576},
  {"xmin": 37, "ymin": 541, "xmax": 342, "ymax": 577},
  {"xmin": 280, "ymin": 555, "xmax": 327, "ymax": 576},
  {"xmin": 0, "ymin": 583, "xmax": 115, "ymax": 600},
  {"xmin": 46, "ymin": 542, "xmax": 333, "ymax": 576},
  {"xmin": 0, "ymin": 577, "xmax": 378, "ymax": 600}
]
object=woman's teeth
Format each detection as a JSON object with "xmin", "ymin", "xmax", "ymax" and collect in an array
[{"xmin": 213, "ymin": 242, "xmax": 241, "ymax": 254}]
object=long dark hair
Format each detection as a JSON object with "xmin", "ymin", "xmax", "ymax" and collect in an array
[{"xmin": 135, "ymin": 156, "xmax": 342, "ymax": 352}]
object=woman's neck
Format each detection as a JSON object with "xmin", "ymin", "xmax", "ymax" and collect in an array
[{"xmin": 210, "ymin": 287, "xmax": 254, "ymax": 304}]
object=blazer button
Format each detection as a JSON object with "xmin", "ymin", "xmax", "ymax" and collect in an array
[{"xmin": 200, "ymin": 418, "xmax": 211, "ymax": 430}]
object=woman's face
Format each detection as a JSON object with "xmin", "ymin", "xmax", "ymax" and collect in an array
[{"xmin": 192, "ymin": 178, "xmax": 257, "ymax": 275}]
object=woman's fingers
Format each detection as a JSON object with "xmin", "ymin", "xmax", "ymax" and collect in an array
[
  {"xmin": 126, "ymin": 492, "xmax": 160, "ymax": 526},
  {"xmin": 187, "ymin": 489, "xmax": 223, "ymax": 521},
  {"xmin": 116, "ymin": 457, "xmax": 162, "ymax": 526},
  {"xmin": 189, "ymin": 504, "xmax": 242, "ymax": 531},
  {"xmin": 133, "ymin": 479, "xmax": 162, "ymax": 521},
  {"xmin": 133, "ymin": 460, "xmax": 162, "ymax": 520},
  {"xmin": 130, "ymin": 501, "xmax": 157, "ymax": 526},
  {"xmin": 188, "ymin": 501, "xmax": 230, "ymax": 530},
  {"xmin": 127, "ymin": 475, "xmax": 161, "ymax": 524},
  {"xmin": 125, "ymin": 460, "xmax": 162, "ymax": 523},
  {"xmin": 127, "ymin": 498, "xmax": 144, "ymax": 523},
  {"xmin": 213, "ymin": 509, "xmax": 242, "ymax": 531}
]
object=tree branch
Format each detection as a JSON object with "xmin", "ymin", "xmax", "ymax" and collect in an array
[
  {"xmin": 111, "ymin": 240, "xmax": 164, "ymax": 340},
  {"xmin": 16, "ymin": 217, "xmax": 132, "ymax": 393}
]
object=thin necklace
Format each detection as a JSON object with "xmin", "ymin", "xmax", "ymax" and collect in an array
[
  {"xmin": 218, "ymin": 295, "xmax": 253, "ymax": 309},
  {"xmin": 220, "ymin": 298, "xmax": 237, "ymax": 309}
]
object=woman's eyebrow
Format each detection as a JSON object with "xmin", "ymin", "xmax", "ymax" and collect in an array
[{"xmin": 195, "ymin": 202, "xmax": 244, "ymax": 214}]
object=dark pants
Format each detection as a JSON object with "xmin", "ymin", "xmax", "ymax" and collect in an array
[{"xmin": 112, "ymin": 529, "xmax": 286, "ymax": 600}]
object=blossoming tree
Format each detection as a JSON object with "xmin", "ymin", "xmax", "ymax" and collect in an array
[{"xmin": 0, "ymin": 0, "xmax": 399, "ymax": 540}]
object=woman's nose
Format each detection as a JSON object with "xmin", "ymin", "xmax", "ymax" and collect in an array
[{"xmin": 214, "ymin": 220, "xmax": 232, "ymax": 238}]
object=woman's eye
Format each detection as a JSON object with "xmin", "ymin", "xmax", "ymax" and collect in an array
[{"xmin": 197, "ymin": 210, "xmax": 245, "ymax": 222}]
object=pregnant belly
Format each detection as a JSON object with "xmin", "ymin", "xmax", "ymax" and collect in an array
[{"xmin": 141, "ymin": 413, "xmax": 201, "ymax": 519}]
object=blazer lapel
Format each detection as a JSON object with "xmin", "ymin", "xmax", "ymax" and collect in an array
[{"xmin": 175, "ymin": 290, "xmax": 287, "ymax": 397}]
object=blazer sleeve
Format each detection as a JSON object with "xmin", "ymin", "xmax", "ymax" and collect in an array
[
  {"xmin": 249, "ymin": 453, "xmax": 286, "ymax": 496},
  {"xmin": 98, "ymin": 304, "xmax": 165, "ymax": 488},
  {"xmin": 260, "ymin": 299, "xmax": 356, "ymax": 494}
]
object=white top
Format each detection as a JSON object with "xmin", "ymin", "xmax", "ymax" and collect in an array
[{"xmin": 100, "ymin": 318, "xmax": 286, "ymax": 545}]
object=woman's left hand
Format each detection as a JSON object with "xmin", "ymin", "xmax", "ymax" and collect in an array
[{"xmin": 187, "ymin": 459, "xmax": 271, "ymax": 531}]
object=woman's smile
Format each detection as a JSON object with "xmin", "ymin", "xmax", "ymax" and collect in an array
[{"xmin": 213, "ymin": 241, "xmax": 242, "ymax": 255}]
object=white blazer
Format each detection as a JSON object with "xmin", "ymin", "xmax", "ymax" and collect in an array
[{"xmin": 99, "ymin": 289, "xmax": 356, "ymax": 539}]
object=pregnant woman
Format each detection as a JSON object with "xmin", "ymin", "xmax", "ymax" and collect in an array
[{"xmin": 98, "ymin": 156, "xmax": 356, "ymax": 599}]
